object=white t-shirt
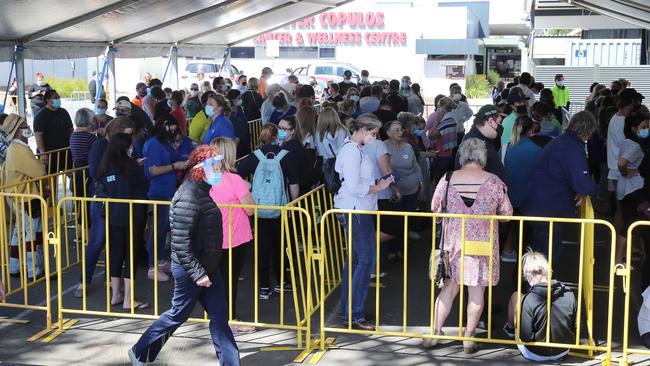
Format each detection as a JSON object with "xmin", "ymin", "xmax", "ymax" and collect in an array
[
  {"xmin": 639, "ymin": 286, "xmax": 650, "ymax": 336},
  {"xmin": 607, "ymin": 114, "xmax": 626, "ymax": 180},
  {"xmin": 616, "ymin": 139, "xmax": 645, "ymax": 200}
]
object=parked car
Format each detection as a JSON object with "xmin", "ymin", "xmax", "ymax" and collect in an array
[
  {"xmin": 180, "ymin": 61, "xmax": 241, "ymax": 89},
  {"xmin": 293, "ymin": 62, "xmax": 390, "ymax": 85}
]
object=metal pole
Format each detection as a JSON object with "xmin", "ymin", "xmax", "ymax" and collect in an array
[
  {"xmin": 2, "ymin": 51, "xmax": 16, "ymax": 113},
  {"xmin": 170, "ymin": 46, "xmax": 179, "ymax": 90},
  {"xmin": 107, "ymin": 46, "xmax": 117, "ymax": 112},
  {"xmin": 15, "ymin": 45, "xmax": 26, "ymax": 118}
]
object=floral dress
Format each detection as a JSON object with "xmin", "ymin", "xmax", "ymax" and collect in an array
[{"xmin": 431, "ymin": 173, "xmax": 513, "ymax": 287}]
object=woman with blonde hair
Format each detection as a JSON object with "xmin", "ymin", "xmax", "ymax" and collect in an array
[
  {"xmin": 209, "ymin": 137, "xmax": 256, "ymax": 334},
  {"xmin": 315, "ymin": 107, "xmax": 350, "ymax": 161}
]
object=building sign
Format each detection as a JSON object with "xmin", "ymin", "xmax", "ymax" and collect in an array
[{"xmin": 253, "ymin": 11, "xmax": 407, "ymax": 47}]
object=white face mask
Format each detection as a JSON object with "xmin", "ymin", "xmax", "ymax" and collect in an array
[
  {"xmin": 556, "ymin": 80, "xmax": 564, "ymax": 87},
  {"xmin": 452, "ymin": 93, "xmax": 462, "ymax": 102},
  {"xmin": 20, "ymin": 128, "xmax": 34, "ymax": 138},
  {"xmin": 363, "ymin": 131, "xmax": 376, "ymax": 145},
  {"xmin": 36, "ymin": 80, "xmax": 45, "ymax": 87}
]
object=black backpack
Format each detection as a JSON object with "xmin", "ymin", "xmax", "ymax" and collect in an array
[{"xmin": 322, "ymin": 143, "xmax": 341, "ymax": 194}]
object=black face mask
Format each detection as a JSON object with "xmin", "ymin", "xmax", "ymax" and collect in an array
[
  {"xmin": 496, "ymin": 124, "xmax": 504, "ymax": 140},
  {"xmin": 515, "ymin": 105, "xmax": 527, "ymax": 115}
]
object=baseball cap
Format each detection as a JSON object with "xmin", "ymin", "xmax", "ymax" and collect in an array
[
  {"xmin": 475, "ymin": 104, "xmax": 506, "ymax": 120},
  {"xmin": 507, "ymin": 87, "xmax": 530, "ymax": 105},
  {"xmin": 618, "ymin": 88, "xmax": 645, "ymax": 103},
  {"xmin": 113, "ymin": 100, "xmax": 132, "ymax": 110},
  {"xmin": 343, "ymin": 70, "xmax": 352, "ymax": 77}
]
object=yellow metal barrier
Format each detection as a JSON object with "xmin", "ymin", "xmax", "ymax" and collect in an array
[
  {"xmin": 0, "ymin": 193, "xmax": 52, "ymax": 329},
  {"xmin": 248, "ymin": 118, "xmax": 262, "ymax": 151},
  {"xmin": 619, "ymin": 221, "xmax": 650, "ymax": 366},
  {"xmin": 1, "ymin": 166, "xmax": 90, "ymax": 273},
  {"xmin": 308, "ymin": 208, "xmax": 618, "ymax": 365},
  {"xmin": 35, "ymin": 147, "xmax": 73, "ymax": 174},
  {"xmin": 55, "ymin": 196, "xmax": 314, "ymax": 348}
]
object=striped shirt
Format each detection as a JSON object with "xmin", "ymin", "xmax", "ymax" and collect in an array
[{"xmin": 70, "ymin": 131, "xmax": 98, "ymax": 167}]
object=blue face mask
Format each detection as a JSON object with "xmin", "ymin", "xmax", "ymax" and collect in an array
[
  {"xmin": 205, "ymin": 105, "xmax": 215, "ymax": 117},
  {"xmin": 640, "ymin": 128, "xmax": 650, "ymax": 139},
  {"xmin": 278, "ymin": 130, "xmax": 289, "ymax": 141},
  {"xmin": 95, "ymin": 108, "xmax": 106, "ymax": 116},
  {"xmin": 167, "ymin": 99, "xmax": 173, "ymax": 108},
  {"xmin": 207, "ymin": 172, "xmax": 223, "ymax": 186},
  {"xmin": 413, "ymin": 128, "xmax": 424, "ymax": 137},
  {"xmin": 221, "ymin": 84, "xmax": 229, "ymax": 92},
  {"xmin": 52, "ymin": 99, "xmax": 61, "ymax": 109},
  {"xmin": 350, "ymin": 95, "xmax": 360, "ymax": 103},
  {"xmin": 146, "ymin": 87, "xmax": 151, "ymax": 96}
]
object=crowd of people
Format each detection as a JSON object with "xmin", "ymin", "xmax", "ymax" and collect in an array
[{"xmin": 2, "ymin": 66, "xmax": 650, "ymax": 364}]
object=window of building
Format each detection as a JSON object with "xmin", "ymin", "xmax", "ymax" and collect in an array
[
  {"xmin": 230, "ymin": 47, "xmax": 255, "ymax": 58},
  {"xmin": 279, "ymin": 47, "xmax": 319, "ymax": 58},
  {"xmin": 446, "ymin": 65, "xmax": 465, "ymax": 79},
  {"xmin": 319, "ymin": 48, "xmax": 336, "ymax": 59}
]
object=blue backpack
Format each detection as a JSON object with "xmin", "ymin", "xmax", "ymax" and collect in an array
[{"xmin": 252, "ymin": 149, "xmax": 289, "ymax": 218}]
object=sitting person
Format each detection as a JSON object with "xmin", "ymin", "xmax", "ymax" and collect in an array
[{"xmin": 504, "ymin": 249, "xmax": 577, "ymax": 362}]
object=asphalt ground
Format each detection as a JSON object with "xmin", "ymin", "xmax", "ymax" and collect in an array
[{"xmin": 1, "ymin": 215, "xmax": 650, "ymax": 365}]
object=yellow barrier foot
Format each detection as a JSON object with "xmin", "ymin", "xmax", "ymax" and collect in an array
[
  {"xmin": 0, "ymin": 317, "xmax": 30, "ymax": 324},
  {"xmin": 27, "ymin": 318, "xmax": 78, "ymax": 343},
  {"xmin": 308, "ymin": 337, "xmax": 336, "ymax": 364},
  {"xmin": 369, "ymin": 282, "xmax": 385, "ymax": 288}
]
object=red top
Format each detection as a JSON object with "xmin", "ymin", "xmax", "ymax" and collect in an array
[{"xmin": 171, "ymin": 107, "xmax": 187, "ymax": 135}]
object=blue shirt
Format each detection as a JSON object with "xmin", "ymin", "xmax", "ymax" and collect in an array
[
  {"xmin": 88, "ymin": 138, "xmax": 108, "ymax": 180},
  {"xmin": 173, "ymin": 137, "xmax": 195, "ymax": 162},
  {"xmin": 143, "ymin": 137, "xmax": 177, "ymax": 199},
  {"xmin": 523, "ymin": 131, "xmax": 597, "ymax": 217},
  {"xmin": 201, "ymin": 114, "xmax": 235, "ymax": 145},
  {"xmin": 269, "ymin": 105, "xmax": 297, "ymax": 125},
  {"xmin": 503, "ymin": 138, "xmax": 543, "ymax": 208}
]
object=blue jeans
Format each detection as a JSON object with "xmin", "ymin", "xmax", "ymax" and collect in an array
[
  {"xmin": 530, "ymin": 221, "xmax": 564, "ymax": 264},
  {"xmin": 147, "ymin": 199, "xmax": 170, "ymax": 267},
  {"xmin": 79, "ymin": 201, "xmax": 105, "ymax": 285},
  {"xmin": 132, "ymin": 264, "xmax": 240, "ymax": 364},
  {"xmin": 340, "ymin": 214, "xmax": 376, "ymax": 323}
]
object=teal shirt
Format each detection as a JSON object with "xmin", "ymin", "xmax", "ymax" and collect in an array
[{"xmin": 501, "ymin": 112, "xmax": 517, "ymax": 147}]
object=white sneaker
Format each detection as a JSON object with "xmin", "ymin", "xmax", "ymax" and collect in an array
[
  {"xmin": 370, "ymin": 272, "xmax": 387, "ymax": 280},
  {"xmin": 128, "ymin": 347, "xmax": 145, "ymax": 366},
  {"xmin": 148, "ymin": 267, "xmax": 170, "ymax": 282}
]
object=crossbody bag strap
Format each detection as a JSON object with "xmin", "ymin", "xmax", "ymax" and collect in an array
[{"xmin": 440, "ymin": 170, "xmax": 453, "ymax": 251}]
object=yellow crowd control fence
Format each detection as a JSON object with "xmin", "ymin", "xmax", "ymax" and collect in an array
[
  {"xmin": 248, "ymin": 118, "xmax": 262, "ymax": 151},
  {"xmin": 54, "ymin": 196, "xmax": 316, "ymax": 348},
  {"xmin": 619, "ymin": 221, "xmax": 650, "ymax": 366},
  {"xmin": 0, "ymin": 193, "xmax": 52, "ymax": 328},
  {"xmin": 1, "ymin": 165, "xmax": 91, "ymax": 274},
  {"xmin": 308, "ymin": 207, "xmax": 618, "ymax": 365},
  {"xmin": 286, "ymin": 185, "xmax": 346, "ymax": 358}
]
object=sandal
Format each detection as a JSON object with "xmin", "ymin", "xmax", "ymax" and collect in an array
[
  {"xmin": 123, "ymin": 301, "xmax": 149, "ymax": 310},
  {"xmin": 110, "ymin": 294, "xmax": 125, "ymax": 306}
]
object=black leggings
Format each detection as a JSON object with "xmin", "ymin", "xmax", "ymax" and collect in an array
[
  {"xmin": 108, "ymin": 225, "xmax": 135, "ymax": 279},
  {"xmin": 220, "ymin": 243, "xmax": 248, "ymax": 319},
  {"xmin": 258, "ymin": 218, "xmax": 282, "ymax": 289}
]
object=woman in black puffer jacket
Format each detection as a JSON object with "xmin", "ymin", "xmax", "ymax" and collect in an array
[{"xmin": 129, "ymin": 145, "xmax": 240, "ymax": 366}]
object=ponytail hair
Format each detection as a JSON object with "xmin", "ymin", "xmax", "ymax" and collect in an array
[{"xmin": 510, "ymin": 115, "xmax": 534, "ymax": 146}]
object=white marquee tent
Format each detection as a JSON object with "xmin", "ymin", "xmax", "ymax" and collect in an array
[{"xmin": 0, "ymin": 0, "xmax": 351, "ymax": 115}]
